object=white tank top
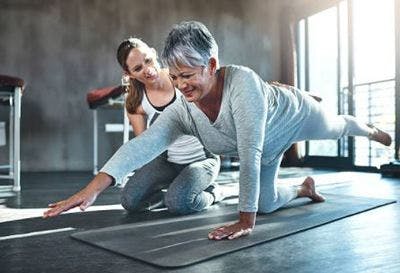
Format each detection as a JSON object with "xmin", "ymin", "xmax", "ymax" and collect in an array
[{"xmin": 141, "ymin": 89, "xmax": 206, "ymax": 164}]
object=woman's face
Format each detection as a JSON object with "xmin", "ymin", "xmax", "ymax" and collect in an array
[
  {"xmin": 169, "ymin": 63, "xmax": 213, "ymax": 103},
  {"xmin": 125, "ymin": 46, "xmax": 160, "ymax": 84}
]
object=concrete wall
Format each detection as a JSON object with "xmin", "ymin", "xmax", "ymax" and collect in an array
[{"xmin": 0, "ymin": 0, "xmax": 284, "ymax": 171}]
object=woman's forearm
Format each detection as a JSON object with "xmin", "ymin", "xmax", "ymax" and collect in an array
[{"xmin": 85, "ymin": 172, "xmax": 114, "ymax": 195}]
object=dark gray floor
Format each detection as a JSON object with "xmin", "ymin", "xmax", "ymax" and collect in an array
[{"xmin": 1, "ymin": 170, "xmax": 399, "ymax": 273}]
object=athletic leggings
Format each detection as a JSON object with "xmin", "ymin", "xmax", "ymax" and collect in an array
[
  {"xmin": 257, "ymin": 97, "xmax": 373, "ymax": 214},
  {"xmin": 121, "ymin": 152, "xmax": 220, "ymax": 215}
]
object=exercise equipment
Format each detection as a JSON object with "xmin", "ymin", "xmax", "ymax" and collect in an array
[{"xmin": 72, "ymin": 194, "xmax": 394, "ymax": 268}]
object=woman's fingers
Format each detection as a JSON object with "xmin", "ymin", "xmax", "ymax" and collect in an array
[
  {"xmin": 227, "ymin": 227, "xmax": 252, "ymax": 240},
  {"xmin": 215, "ymin": 224, "xmax": 229, "ymax": 232},
  {"xmin": 79, "ymin": 200, "xmax": 91, "ymax": 211},
  {"xmin": 43, "ymin": 205, "xmax": 64, "ymax": 218},
  {"xmin": 227, "ymin": 230, "xmax": 244, "ymax": 240},
  {"xmin": 208, "ymin": 222, "xmax": 253, "ymax": 240},
  {"xmin": 47, "ymin": 200, "xmax": 65, "ymax": 208},
  {"xmin": 208, "ymin": 226, "xmax": 233, "ymax": 240},
  {"xmin": 43, "ymin": 202, "xmax": 68, "ymax": 218},
  {"xmin": 43, "ymin": 197, "xmax": 82, "ymax": 218}
]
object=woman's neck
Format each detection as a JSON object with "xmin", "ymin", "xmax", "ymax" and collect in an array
[
  {"xmin": 143, "ymin": 68, "xmax": 175, "ymax": 107},
  {"xmin": 197, "ymin": 68, "xmax": 224, "ymax": 108},
  {"xmin": 195, "ymin": 68, "xmax": 225, "ymax": 122}
]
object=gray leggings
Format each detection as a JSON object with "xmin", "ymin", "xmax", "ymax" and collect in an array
[
  {"xmin": 258, "ymin": 97, "xmax": 372, "ymax": 214},
  {"xmin": 121, "ymin": 152, "xmax": 220, "ymax": 215}
]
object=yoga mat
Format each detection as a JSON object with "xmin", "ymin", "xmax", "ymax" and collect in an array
[{"xmin": 71, "ymin": 194, "xmax": 395, "ymax": 268}]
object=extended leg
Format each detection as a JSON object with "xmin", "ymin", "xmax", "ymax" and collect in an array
[{"xmin": 295, "ymin": 97, "xmax": 391, "ymax": 146}]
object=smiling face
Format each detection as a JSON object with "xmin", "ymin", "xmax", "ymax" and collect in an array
[
  {"xmin": 168, "ymin": 60, "xmax": 217, "ymax": 103},
  {"xmin": 125, "ymin": 46, "xmax": 160, "ymax": 85}
]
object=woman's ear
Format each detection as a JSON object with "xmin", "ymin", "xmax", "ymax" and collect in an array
[
  {"xmin": 208, "ymin": 57, "xmax": 218, "ymax": 75},
  {"xmin": 121, "ymin": 73, "xmax": 131, "ymax": 86}
]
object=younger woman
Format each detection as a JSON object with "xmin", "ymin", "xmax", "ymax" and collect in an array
[{"xmin": 117, "ymin": 38, "xmax": 221, "ymax": 214}]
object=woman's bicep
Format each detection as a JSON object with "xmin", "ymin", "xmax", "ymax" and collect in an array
[
  {"xmin": 127, "ymin": 105, "xmax": 147, "ymax": 135},
  {"xmin": 231, "ymin": 73, "xmax": 268, "ymax": 149}
]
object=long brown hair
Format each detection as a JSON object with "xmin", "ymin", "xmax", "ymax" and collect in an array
[{"xmin": 116, "ymin": 38, "xmax": 153, "ymax": 114}]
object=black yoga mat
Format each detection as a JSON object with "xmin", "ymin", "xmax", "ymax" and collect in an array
[{"xmin": 71, "ymin": 194, "xmax": 395, "ymax": 268}]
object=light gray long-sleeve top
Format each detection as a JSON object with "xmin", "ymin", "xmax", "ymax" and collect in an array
[{"xmin": 101, "ymin": 65, "xmax": 312, "ymax": 212}]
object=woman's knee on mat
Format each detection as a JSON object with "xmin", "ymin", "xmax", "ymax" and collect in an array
[
  {"xmin": 164, "ymin": 186, "xmax": 191, "ymax": 214},
  {"xmin": 120, "ymin": 192, "xmax": 142, "ymax": 212},
  {"xmin": 164, "ymin": 185, "xmax": 208, "ymax": 215},
  {"xmin": 120, "ymin": 182, "xmax": 154, "ymax": 212},
  {"xmin": 257, "ymin": 197, "xmax": 281, "ymax": 214}
]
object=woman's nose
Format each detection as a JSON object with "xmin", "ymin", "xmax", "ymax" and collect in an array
[
  {"xmin": 176, "ymin": 78, "xmax": 188, "ymax": 90},
  {"xmin": 144, "ymin": 65, "xmax": 152, "ymax": 74}
]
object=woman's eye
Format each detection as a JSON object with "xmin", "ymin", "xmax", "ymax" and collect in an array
[{"xmin": 182, "ymin": 74, "xmax": 193, "ymax": 79}]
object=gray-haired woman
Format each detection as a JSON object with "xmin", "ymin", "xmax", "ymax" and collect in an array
[{"xmin": 44, "ymin": 21, "xmax": 391, "ymax": 241}]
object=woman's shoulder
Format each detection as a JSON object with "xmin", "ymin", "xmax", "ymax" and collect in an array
[
  {"xmin": 224, "ymin": 65, "xmax": 262, "ymax": 88},
  {"xmin": 225, "ymin": 64, "xmax": 255, "ymax": 74},
  {"xmin": 224, "ymin": 65, "xmax": 259, "ymax": 81}
]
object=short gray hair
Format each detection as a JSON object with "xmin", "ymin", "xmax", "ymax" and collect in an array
[{"xmin": 162, "ymin": 21, "xmax": 219, "ymax": 69}]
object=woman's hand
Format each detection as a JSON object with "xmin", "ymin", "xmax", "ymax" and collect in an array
[
  {"xmin": 43, "ymin": 188, "xmax": 98, "ymax": 218},
  {"xmin": 43, "ymin": 172, "xmax": 113, "ymax": 218},
  {"xmin": 208, "ymin": 211, "xmax": 256, "ymax": 240}
]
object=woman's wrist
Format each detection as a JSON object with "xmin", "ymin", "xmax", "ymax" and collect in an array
[
  {"xmin": 86, "ymin": 172, "xmax": 114, "ymax": 195},
  {"xmin": 239, "ymin": 211, "xmax": 256, "ymax": 228}
]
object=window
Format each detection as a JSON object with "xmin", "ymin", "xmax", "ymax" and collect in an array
[{"xmin": 296, "ymin": 0, "xmax": 396, "ymax": 168}]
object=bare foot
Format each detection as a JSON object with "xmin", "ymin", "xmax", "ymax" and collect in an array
[
  {"xmin": 368, "ymin": 124, "xmax": 392, "ymax": 146},
  {"xmin": 297, "ymin": 177, "xmax": 325, "ymax": 202}
]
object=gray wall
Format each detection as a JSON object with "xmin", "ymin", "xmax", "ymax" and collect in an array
[{"xmin": 0, "ymin": 0, "xmax": 284, "ymax": 171}]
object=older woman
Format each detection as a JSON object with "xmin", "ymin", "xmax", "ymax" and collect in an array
[{"xmin": 44, "ymin": 21, "xmax": 391, "ymax": 241}]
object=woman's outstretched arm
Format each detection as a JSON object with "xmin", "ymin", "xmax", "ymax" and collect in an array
[
  {"xmin": 43, "ymin": 172, "xmax": 113, "ymax": 218},
  {"xmin": 43, "ymin": 103, "xmax": 185, "ymax": 218}
]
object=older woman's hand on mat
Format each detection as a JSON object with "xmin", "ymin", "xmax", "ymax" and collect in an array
[
  {"xmin": 43, "ymin": 172, "xmax": 113, "ymax": 218},
  {"xmin": 208, "ymin": 212, "xmax": 256, "ymax": 240}
]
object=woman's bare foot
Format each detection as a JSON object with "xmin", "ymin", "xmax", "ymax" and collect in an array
[
  {"xmin": 368, "ymin": 124, "xmax": 392, "ymax": 146},
  {"xmin": 297, "ymin": 176, "xmax": 325, "ymax": 202}
]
